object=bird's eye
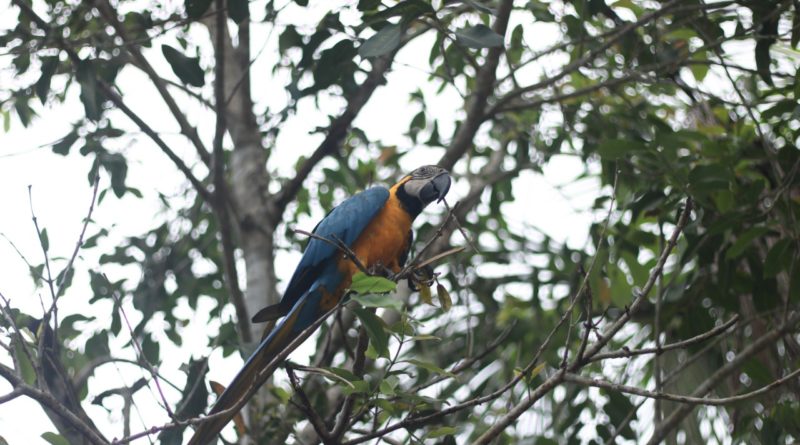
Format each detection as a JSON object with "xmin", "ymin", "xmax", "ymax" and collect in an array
[{"xmin": 413, "ymin": 166, "xmax": 436, "ymax": 179}]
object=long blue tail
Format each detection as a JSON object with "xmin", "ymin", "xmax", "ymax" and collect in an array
[{"xmin": 187, "ymin": 289, "xmax": 318, "ymax": 444}]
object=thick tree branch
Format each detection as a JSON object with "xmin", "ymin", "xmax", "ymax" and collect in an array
[{"xmin": 212, "ymin": 0, "xmax": 251, "ymax": 344}]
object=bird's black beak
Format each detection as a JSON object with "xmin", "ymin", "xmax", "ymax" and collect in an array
[{"xmin": 420, "ymin": 171, "xmax": 451, "ymax": 204}]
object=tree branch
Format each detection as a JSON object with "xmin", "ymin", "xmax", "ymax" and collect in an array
[
  {"xmin": 94, "ymin": 0, "xmax": 212, "ymax": 166},
  {"xmin": 648, "ymin": 314, "xmax": 800, "ymax": 444},
  {"xmin": 437, "ymin": 0, "xmax": 513, "ymax": 171}
]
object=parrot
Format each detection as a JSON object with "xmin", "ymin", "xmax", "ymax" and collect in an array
[{"xmin": 188, "ymin": 165, "xmax": 451, "ymax": 444}]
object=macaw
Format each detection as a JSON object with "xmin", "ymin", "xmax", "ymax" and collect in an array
[{"xmin": 188, "ymin": 165, "xmax": 451, "ymax": 444}]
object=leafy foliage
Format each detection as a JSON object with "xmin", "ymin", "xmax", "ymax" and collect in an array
[{"xmin": 2, "ymin": 0, "xmax": 800, "ymax": 444}]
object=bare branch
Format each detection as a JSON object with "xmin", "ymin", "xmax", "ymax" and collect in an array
[
  {"xmin": 0, "ymin": 363, "xmax": 108, "ymax": 445},
  {"xmin": 286, "ymin": 365, "xmax": 333, "ymax": 444},
  {"xmin": 588, "ymin": 315, "xmax": 740, "ymax": 362},
  {"xmin": 574, "ymin": 198, "xmax": 694, "ymax": 366},
  {"xmin": 649, "ymin": 314, "xmax": 800, "ymax": 444},
  {"xmin": 566, "ymin": 366, "xmax": 800, "ymax": 406}
]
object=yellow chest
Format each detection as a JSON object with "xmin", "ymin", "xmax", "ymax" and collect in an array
[{"xmin": 339, "ymin": 194, "xmax": 412, "ymax": 280}]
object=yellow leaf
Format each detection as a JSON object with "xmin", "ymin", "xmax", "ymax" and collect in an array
[
  {"xmin": 419, "ymin": 282, "xmax": 433, "ymax": 305},
  {"xmin": 210, "ymin": 381, "xmax": 246, "ymax": 436},
  {"xmin": 436, "ymin": 284, "xmax": 452, "ymax": 312}
]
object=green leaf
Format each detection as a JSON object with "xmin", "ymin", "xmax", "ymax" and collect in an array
[
  {"xmin": 185, "ymin": 0, "xmax": 212, "ymax": 19},
  {"xmin": 427, "ymin": 426, "xmax": 457, "ymax": 438},
  {"xmin": 101, "ymin": 152, "xmax": 128, "ymax": 198},
  {"xmin": 404, "ymin": 358, "xmax": 456, "ymax": 378},
  {"xmin": 39, "ymin": 228, "xmax": 49, "ymax": 252},
  {"xmin": 725, "ymin": 226, "xmax": 769, "ymax": 260},
  {"xmin": 52, "ymin": 131, "xmax": 79, "ymax": 156},
  {"xmin": 689, "ymin": 164, "xmax": 731, "ymax": 193},
  {"xmin": 764, "ymin": 239, "xmax": 792, "ymax": 278},
  {"xmin": 597, "ymin": 138, "xmax": 645, "ymax": 160},
  {"xmin": 362, "ymin": 0, "xmax": 434, "ymax": 26},
  {"xmin": 351, "ymin": 293, "xmax": 403, "ymax": 310},
  {"xmin": 325, "ymin": 366, "xmax": 360, "ymax": 382},
  {"xmin": 359, "ymin": 23, "xmax": 402, "ymax": 58},
  {"xmin": 142, "ymin": 334, "xmax": 160, "ymax": 363},
  {"xmin": 35, "ymin": 57, "xmax": 59, "ymax": 104},
  {"xmin": 313, "ymin": 39, "xmax": 356, "ymax": 88},
  {"xmin": 790, "ymin": 257, "xmax": 800, "ymax": 302},
  {"xmin": 228, "ymin": 0, "xmax": 249, "ymax": 23},
  {"xmin": 13, "ymin": 340, "xmax": 36, "ymax": 385},
  {"xmin": 755, "ymin": 19, "xmax": 777, "ymax": 86},
  {"xmin": 379, "ymin": 379, "xmax": 396, "ymax": 395},
  {"xmin": 161, "ymin": 45, "xmax": 205, "ymax": 87},
  {"xmin": 352, "ymin": 306, "xmax": 389, "ymax": 358},
  {"xmin": 41, "ymin": 432, "xmax": 70, "ymax": 445},
  {"xmin": 794, "ymin": 68, "xmax": 800, "ymax": 99},
  {"xmin": 350, "ymin": 272, "xmax": 396, "ymax": 294},
  {"xmin": 358, "ymin": 0, "xmax": 381, "ymax": 10},
  {"xmin": 455, "ymin": 24, "xmax": 504, "ymax": 48},
  {"xmin": 279, "ymin": 25, "xmax": 303, "ymax": 55},
  {"xmin": 76, "ymin": 61, "xmax": 102, "ymax": 121},
  {"xmin": 436, "ymin": 283, "xmax": 452, "ymax": 311}
]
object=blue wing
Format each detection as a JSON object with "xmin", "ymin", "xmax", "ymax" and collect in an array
[{"xmin": 251, "ymin": 186, "xmax": 389, "ymax": 322}]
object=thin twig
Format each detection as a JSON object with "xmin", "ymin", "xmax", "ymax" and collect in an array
[
  {"xmin": 588, "ymin": 315, "xmax": 740, "ymax": 362},
  {"xmin": 293, "ymin": 229, "xmax": 368, "ymax": 273},
  {"xmin": 113, "ymin": 302, "xmax": 344, "ymax": 445},
  {"xmin": 286, "ymin": 365, "xmax": 333, "ymax": 444},
  {"xmin": 106, "ymin": 283, "xmax": 174, "ymax": 419},
  {"xmin": 565, "ymin": 367, "xmax": 800, "ymax": 405}
]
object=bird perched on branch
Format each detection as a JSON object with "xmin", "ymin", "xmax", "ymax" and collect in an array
[{"xmin": 188, "ymin": 165, "xmax": 451, "ymax": 444}]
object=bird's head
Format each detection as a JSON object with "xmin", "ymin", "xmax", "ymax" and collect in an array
[{"xmin": 393, "ymin": 165, "xmax": 451, "ymax": 217}]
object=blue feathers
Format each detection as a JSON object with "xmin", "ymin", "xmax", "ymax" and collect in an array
[{"xmin": 276, "ymin": 187, "xmax": 389, "ymax": 314}]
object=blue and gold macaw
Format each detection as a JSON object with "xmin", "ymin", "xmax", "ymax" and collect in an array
[{"xmin": 188, "ymin": 166, "xmax": 451, "ymax": 444}]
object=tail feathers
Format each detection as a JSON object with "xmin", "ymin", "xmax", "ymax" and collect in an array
[{"xmin": 187, "ymin": 293, "xmax": 311, "ymax": 445}]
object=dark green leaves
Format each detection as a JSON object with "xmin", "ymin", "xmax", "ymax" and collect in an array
[
  {"xmin": 351, "ymin": 293, "xmax": 403, "ymax": 311},
  {"xmin": 228, "ymin": 0, "xmax": 249, "ymax": 23},
  {"xmin": 359, "ymin": 23, "xmax": 402, "ymax": 58},
  {"xmin": 40, "ymin": 433, "xmax": 70, "ymax": 445},
  {"xmin": 754, "ymin": 16, "xmax": 778, "ymax": 86},
  {"xmin": 161, "ymin": 45, "xmax": 205, "ymax": 87},
  {"xmin": 362, "ymin": 0, "xmax": 434, "ymax": 26},
  {"xmin": 764, "ymin": 239, "xmax": 793, "ymax": 277},
  {"xmin": 352, "ymin": 306, "xmax": 389, "ymax": 358},
  {"xmin": 185, "ymin": 0, "xmax": 212, "ymax": 19},
  {"xmin": 101, "ymin": 152, "xmax": 129, "ymax": 198},
  {"xmin": 596, "ymin": 139, "xmax": 645, "ymax": 160},
  {"xmin": 350, "ymin": 272, "xmax": 397, "ymax": 294},
  {"xmin": 725, "ymin": 226, "xmax": 770, "ymax": 260},
  {"xmin": 52, "ymin": 131, "xmax": 79, "ymax": 156},
  {"xmin": 455, "ymin": 24, "xmax": 504, "ymax": 49},
  {"xmin": 76, "ymin": 61, "xmax": 102, "ymax": 121},
  {"xmin": 35, "ymin": 57, "xmax": 58, "ymax": 104},
  {"xmin": 313, "ymin": 40, "xmax": 356, "ymax": 88}
]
